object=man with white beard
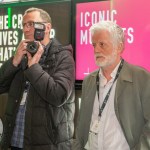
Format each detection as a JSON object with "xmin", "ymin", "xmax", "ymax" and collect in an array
[{"xmin": 72, "ymin": 21, "xmax": 150, "ymax": 150}]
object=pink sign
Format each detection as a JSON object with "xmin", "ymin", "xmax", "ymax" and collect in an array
[{"xmin": 76, "ymin": 0, "xmax": 150, "ymax": 80}]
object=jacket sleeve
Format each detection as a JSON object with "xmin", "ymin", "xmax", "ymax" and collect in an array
[
  {"xmin": 24, "ymin": 47, "xmax": 75, "ymax": 106},
  {"xmin": 0, "ymin": 57, "xmax": 20, "ymax": 94},
  {"xmin": 132, "ymin": 112, "xmax": 150, "ymax": 149},
  {"xmin": 132, "ymin": 73, "xmax": 150, "ymax": 150},
  {"xmin": 133, "ymin": 113, "xmax": 150, "ymax": 148}
]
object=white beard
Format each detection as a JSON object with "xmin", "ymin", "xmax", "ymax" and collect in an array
[{"xmin": 95, "ymin": 49, "xmax": 118, "ymax": 68}]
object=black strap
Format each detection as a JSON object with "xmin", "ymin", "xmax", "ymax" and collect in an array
[
  {"xmin": 96, "ymin": 59, "xmax": 124, "ymax": 117},
  {"xmin": 39, "ymin": 39, "xmax": 51, "ymax": 66}
]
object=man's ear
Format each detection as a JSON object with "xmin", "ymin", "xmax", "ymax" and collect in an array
[
  {"xmin": 46, "ymin": 23, "xmax": 51, "ymax": 33},
  {"xmin": 117, "ymin": 42, "xmax": 124, "ymax": 54}
]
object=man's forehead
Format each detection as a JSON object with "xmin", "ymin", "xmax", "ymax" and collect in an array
[
  {"xmin": 23, "ymin": 11, "xmax": 40, "ymax": 19},
  {"xmin": 23, "ymin": 11, "xmax": 42, "ymax": 22}
]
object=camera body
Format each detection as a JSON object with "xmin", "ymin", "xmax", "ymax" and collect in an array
[{"xmin": 26, "ymin": 22, "xmax": 45, "ymax": 55}]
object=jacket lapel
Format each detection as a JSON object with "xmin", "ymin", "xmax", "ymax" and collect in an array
[
  {"xmin": 86, "ymin": 72, "xmax": 97, "ymax": 116},
  {"xmin": 82, "ymin": 71, "xmax": 98, "ymax": 145},
  {"xmin": 115, "ymin": 61, "xmax": 133, "ymax": 99}
]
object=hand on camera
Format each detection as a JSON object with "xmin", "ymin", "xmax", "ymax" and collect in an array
[
  {"xmin": 26, "ymin": 41, "xmax": 44, "ymax": 67},
  {"xmin": 13, "ymin": 39, "xmax": 30, "ymax": 67}
]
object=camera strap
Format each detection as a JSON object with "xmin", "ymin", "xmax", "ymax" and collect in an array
[
  {"xmin": 39, "ymin": 40, "xmax": 51, "ymax": 66},
  {"xmin": 21, "ymin": 55, "xmax": 28, "ymax": 70}
]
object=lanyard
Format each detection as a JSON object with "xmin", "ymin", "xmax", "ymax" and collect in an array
[{"xmin": 96, "ymin": 59, "xmax": 124, "ymax": 117}]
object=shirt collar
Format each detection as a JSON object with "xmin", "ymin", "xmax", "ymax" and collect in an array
[{"xmin": 99, "ymin": 60, "xmax": 121, "ymax": 83}]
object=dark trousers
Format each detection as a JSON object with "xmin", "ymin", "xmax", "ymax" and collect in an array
[{"xmin": 11, "ymin": 146, "xmax": 23, "ymax": 150}]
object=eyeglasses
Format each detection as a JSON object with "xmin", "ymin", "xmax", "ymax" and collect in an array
[
  {"xmin": 22, "ymin": 21, "xmax": 47, "ymax": 29},
  {"xmin": 22, "ymin": 21, "xmax": 35, "ymax": 29}
]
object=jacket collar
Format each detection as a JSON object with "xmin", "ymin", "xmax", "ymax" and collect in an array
[
  {"xmin": 118, "ymin": 61, "xmax": 133, "ymax": 83},
  {"xmin": 91, "ymin": 61, "xmax": 133, "ymax": 81},
  {"xmin": 115, "ymin": 61, "xmax": 133, "ymax": 99},
  {"xmin": 90, "ymin": 61, "xmax": 133, "ymax": 98}
]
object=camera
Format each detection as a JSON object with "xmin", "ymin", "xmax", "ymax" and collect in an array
[{"xmin": 26, "ymin": 22, "xmax": 46, "ymax": 55}]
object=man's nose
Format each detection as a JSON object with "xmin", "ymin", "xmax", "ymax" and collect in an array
[{"xmin": 94, "ymin": 45, "xmax": 103, "ymax": 53}]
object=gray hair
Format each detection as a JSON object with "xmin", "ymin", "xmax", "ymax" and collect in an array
[
  {"xmin": 24, "ymin": 7, "xmax": 52, "ymax": 24},
  {"xmin": 90, "ymin": 21, "xmax": 125, "ymax": 50}
]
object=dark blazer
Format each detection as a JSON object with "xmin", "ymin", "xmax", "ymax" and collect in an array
[{"xmin": 72, "ymin": 61, "xmax": 150, "ymax": 150}]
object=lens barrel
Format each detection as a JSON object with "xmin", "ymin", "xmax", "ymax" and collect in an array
[{"xmin": 26, "ymin": 41, "xmax": 39, "ymax": 55}]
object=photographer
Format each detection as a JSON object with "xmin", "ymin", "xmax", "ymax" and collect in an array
[{"xmin": 0, "ymin": 8, "xmax": 75, "ymax": 150}]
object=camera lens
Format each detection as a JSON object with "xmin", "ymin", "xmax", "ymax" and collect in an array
[{"xmin": 26, "ymin": 41, "xmax": 39, "ymax": 55}]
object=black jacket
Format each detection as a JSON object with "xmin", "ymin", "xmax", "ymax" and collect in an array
[{"xmin": 0, "ymin": 38, "xmax": 75, "ymax": 150}]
